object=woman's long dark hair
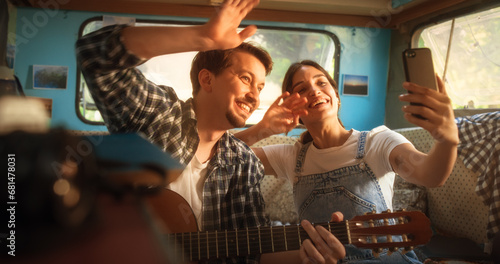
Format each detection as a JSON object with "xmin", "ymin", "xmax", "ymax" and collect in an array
[{"xmin": 282, "ymin": 60, "xmax": 344, "ymax": 144}]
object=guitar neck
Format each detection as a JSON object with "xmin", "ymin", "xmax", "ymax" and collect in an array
[
  {"xmin": 147, "ymin": 190, "xmax": 431, "ymax": 262},
  {"xmin": 166, "ymin": 222, "xmax": 348, "ymax": 261}
]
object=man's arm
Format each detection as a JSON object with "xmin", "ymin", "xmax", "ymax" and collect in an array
[
  {"xmin": 76, "ymin": 25, "xmax": 157, "ymax": 132},
  {"xmin": 76, "ymin": 25, "xmax": 199, "ymax": 163},
  {"xmin": 121, "ymin": 0, "xmax": 260, "ymax": 60},
  {"xmin": 75, "ymin": 0, "xmax": 261, "ymax": 157}
]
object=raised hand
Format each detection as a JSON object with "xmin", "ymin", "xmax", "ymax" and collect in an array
[
  {"xmin": 201, "ymin": 0, "xmax": 261, "ymax": 51},
  {"xmin": 399, "ymin": 75, "xmax": 459, "ymax": 146},
  {"xmin": 261, "ymin": 92, "xmax": 308, "ymax": 135},
  {"xmin": 233, "ymin": 92, "xmax": 307, "ymax": 146},
  {"xmin": 121, "ymin": 0, "xmax": 261, "ymax": 60}
]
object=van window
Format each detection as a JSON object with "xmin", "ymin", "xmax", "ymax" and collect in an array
[
  {"xmin": 417, "ymin": 6, "xmax": 500, "ymax": 109},
  {"xmin": 77, "ymin": 18, "xmax": 339, "ymax": 125}
]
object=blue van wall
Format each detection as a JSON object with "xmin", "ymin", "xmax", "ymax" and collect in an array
[{"xmin": 14, "ymin": 7, "xmax": 391, "ymax": 132}]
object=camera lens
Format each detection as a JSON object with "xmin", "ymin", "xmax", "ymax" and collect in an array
[{"xmin": 406, "ymin": 51, "xmax": 416, "ymax": 58}]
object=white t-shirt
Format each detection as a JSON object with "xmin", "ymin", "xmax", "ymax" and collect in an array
[
  {"xmin": 262, "ymin": 125, "xmax": 410, "ymax": 210},
  {"xmin": 167, "ymin": 155, "xmax": 208, "ymax": 229}
]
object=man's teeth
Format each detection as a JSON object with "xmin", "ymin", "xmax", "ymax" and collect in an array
[{"xmin": 237, "ymin": 102, "xmax": 251, "ymax": 112}]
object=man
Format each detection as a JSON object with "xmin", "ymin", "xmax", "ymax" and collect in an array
[{"xmin": 76, "ymin": 0, "xmax": 344, "ymax": 263}]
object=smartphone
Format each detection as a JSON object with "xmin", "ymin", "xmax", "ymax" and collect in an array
[
  {"xmin": 402, "ymin": 48, "xmax": 438, "ymax": 90},
  {"xmin": 402, "ymin": 48, "xmax": 438, "ymax": 119}
]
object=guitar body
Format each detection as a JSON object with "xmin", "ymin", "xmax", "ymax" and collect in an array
[
  {"xmin": 146, "ymin": 188, "xmax": 199, "ymax": 234},
  {"xmin": 145, "ymin": 189, "xmax": 200, "ymax": 263}
]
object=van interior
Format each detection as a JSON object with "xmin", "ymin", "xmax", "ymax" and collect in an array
[{"xmin": 1, "ymin": 0, "xmax": 499, "ymax": 263}]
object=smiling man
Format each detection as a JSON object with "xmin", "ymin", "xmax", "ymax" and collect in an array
[
  {"xmin": 76, "ymin": 0, "xmax": 344, "ymax": 263},
  {"xmin": 77, "ymin": 0, "xmax": 271, "ymax": 241}
]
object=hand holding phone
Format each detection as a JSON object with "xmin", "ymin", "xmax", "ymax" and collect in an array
[
  {"xmin": 403, "ymin": 48, "xmax": 438, "ymax": 90},
  {"xmin": 402, "ymin": 48, "xmax": 438, "ymax": 119}
]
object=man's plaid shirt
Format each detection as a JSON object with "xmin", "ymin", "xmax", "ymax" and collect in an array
[
  {"xmin": 456, "ymin": 111, "xmax": 500, "ymax": 241},
  {"xmin": 76, "ymin": 25, "xmax": 269, "ymax": 263}
]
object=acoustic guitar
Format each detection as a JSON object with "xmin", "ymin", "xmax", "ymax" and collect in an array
[{"xmin": 146, "ymin": 189, "xmax": 431, "ymax": 263}]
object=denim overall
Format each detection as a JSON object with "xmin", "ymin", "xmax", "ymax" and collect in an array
[{"xmin": 293, "ymin": 132, "xmax": 421, "ymax": 263}]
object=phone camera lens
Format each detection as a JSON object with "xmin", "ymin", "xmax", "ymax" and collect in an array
[{"xmin": 406, "ymin": 51, "xmax": 416, "ymax": 58}]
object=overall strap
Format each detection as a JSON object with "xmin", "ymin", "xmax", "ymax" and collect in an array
[
  {"xmin": 355, "ymin": 131, "xmax": 369, "ymax": 160},
  {"xmin": 294, "ymin": 141, "xmax": 313, "ymax": 175}
]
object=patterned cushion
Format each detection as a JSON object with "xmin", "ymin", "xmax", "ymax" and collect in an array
[
  {"xmin": 251, "ymin": 135, "xmax": 300, "ymax": 224},
  {"xmin": 395, "ymin": 127, "xmax": 489, "ymax": 245},
  {"xmin": 393, "ymin": 127, "xmax": 432, "ymax": 214},
  {"xmin": 427, "ymin": 159, "xmax": 488, "ymax": 244},
  {"xmin": 393, "ymin": 174, "xmax": 427, "ymax": 213}
]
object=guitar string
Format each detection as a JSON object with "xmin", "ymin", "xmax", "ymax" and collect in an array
[
  {"xmin": 174, "ymin": 234, "xmax": 410, "ymax": 245},
  {"xmin": 172, "ymin": 236, "xmax": 369, "ymax": 249},
  {"xmin": 168, "ymin": 222, "xmax": 410, "ymax": 252},
  {"xmin": 169, "ymin": 220, "xmax": 405, "ymax": 236},
  {"xmin": 169, "ymin": 219, "xmax": 407, "ymax": 238},
  {"xmin": 175, "ymin": 234, "xmax": 410, "ymax": 260},
  {"xmin": 171, "ymin": 226, "xmax": 410, "ymax": 260}
]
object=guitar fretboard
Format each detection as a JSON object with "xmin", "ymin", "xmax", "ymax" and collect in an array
[{"xmin": 166, "ymin": 222, "xmax": 349, "ymax": 261}]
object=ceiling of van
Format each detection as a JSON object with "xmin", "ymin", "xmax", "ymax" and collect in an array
[
  {"xmin": 9, "ymin": 0, "xmax": 432, "ymax": 16},
  {"xmin": 128, "ymin": 0, "xmax": 427, "ymax": 16},
  {"xmin": 8, "ymin": 0, "xmax": 478, "ymax": 28}
]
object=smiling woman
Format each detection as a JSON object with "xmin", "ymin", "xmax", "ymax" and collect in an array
[{"xmin": 76, "ymin": 17, "xmax": 339, "ymax": 125}]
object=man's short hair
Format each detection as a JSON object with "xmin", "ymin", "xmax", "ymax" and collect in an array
[{"xmin": 190, "ymin": 42, "xmax": 273, "ymax": 97}]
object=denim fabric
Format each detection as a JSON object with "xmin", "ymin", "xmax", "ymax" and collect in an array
[{"xmin": 293, "ymin": 132, "xmax": 421, "ymax": 263}]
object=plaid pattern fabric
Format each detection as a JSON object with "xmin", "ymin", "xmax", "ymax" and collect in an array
[
  {"xmin": 456, "ymin": 111, "xmax": 500, "ymax": 240},
  {"xmin": 76, "ymin": 25, "xmax": 269, "ymax": 263},
  {"xmin": 76, "ymin": 25, "xmax": 198, "ymax": 165}
]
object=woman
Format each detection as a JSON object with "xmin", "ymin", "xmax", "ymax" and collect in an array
[{"xmin": 236, "ymin": 60, "xmax": 459, "ymax": 263}]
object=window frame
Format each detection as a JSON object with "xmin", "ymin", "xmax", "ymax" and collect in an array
[
  {"xmin": 408, "ymin": 3, "xmax": 500, "ymax": 111},
  {"xmin": 75, "ymin": 16, "xmax": 341, "ymax": 126},
  {"xmin": 409, "ymin": 2, "xmax": 500, "ymax": 47}
]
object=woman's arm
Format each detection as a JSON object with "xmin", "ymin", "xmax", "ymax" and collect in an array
[
  {"xmin": 389, "ymin": 142, "xmax": 456, "ymax": 187},
  {"xmin": 252, "ymin": 147, "xmax": 277, "ymax": 176},
  {"xmin": 392, "ymin": 76, "xmax": 459, "ymax": 187}
]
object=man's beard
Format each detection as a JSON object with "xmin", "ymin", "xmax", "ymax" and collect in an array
[{"xmin": 226, "ymin": 111, "xmax": 246, "ymax": 128}]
